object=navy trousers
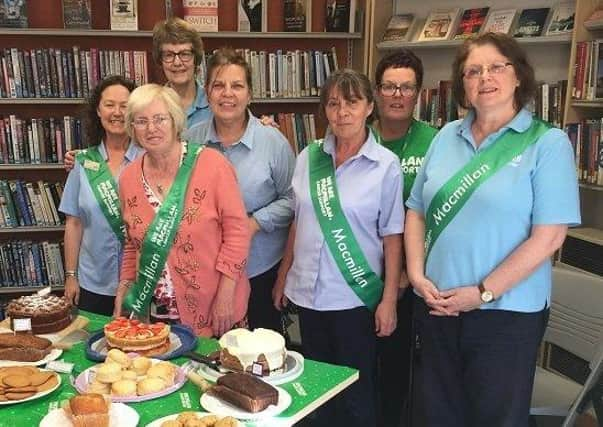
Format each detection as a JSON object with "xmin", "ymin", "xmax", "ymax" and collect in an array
[
  {"xmin": 247, "ymin": 261, "xmax": 283, "ymax": 332},
  {"xmin": 78, "ymin": 287, "xmax": 115, "ymax": 316},
  {"xmin": 298, "ymin": 305, "xmax": 377, "ymax": 427},
  {"xmin": 413, "ymin": 295, "xmax": 548, "ymax": 427}
]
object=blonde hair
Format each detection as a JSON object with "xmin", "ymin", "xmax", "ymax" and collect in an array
[{"xmin": 126, "ymin": 84, "xmax": 186, "ymax": 141}]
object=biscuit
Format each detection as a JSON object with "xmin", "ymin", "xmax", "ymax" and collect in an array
[
  {"xmin": 36, "ymin": 374, "xmax": 58, "ymax": 392},
  {"xmin": 3, "ymin": 375, "xmax": 31, "ymax": 388},
  {"xmin": 29, "ymin": 372, "xmax": 54, "ymax": 386},
  {"xmin": 6, "ymin": 391, "xmax": 36, "ymax": 400},
  {"xmin": 199, "ymin": 415, "xmax": 219, "ymax": 425},
  {"xmin": 176, "ymin": 412, "xmax": 199, "ymax": 424},
  {"xmin": 7, "ymin": 386, "xmax": 37, "ymax": 393},
  {"xmin": 215, "ymin": 417, "xmax": 238, "ymax": 427},
  {"xmin": 160, "ymin": 421, "xmax": 181, "ymax": 427},
  {"xmin": 183, "ymin": 420, "xmax": 205, "ymax": 427}
]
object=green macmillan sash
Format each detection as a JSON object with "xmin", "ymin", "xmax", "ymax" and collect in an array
[
  {"xmin": 77, "ymin": 146, "xmax": 125, "ymax": 243},
  {"xmin": 424, "ymin": 120, "xmax": 551, "ymax": 260},
  {"xmin": 308, "ymin": 141, "xmax": 383, "ymax": 311},
  {"xmin": 123, "ymin": 143, "xmax": 204, "ymax": 317}
]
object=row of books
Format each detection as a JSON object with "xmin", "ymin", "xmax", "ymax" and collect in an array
[
  {"xmin": 198, "ymin": 48, "xmax": 339, "ymax": 99},
  {"xmin": 0, "ymin": 47, "xmax": 149, "ymax": 99},
  {"xmin": 566, "ymin": 120, "xmax": 603, "ymax": 186},
  {"xmin": 0, "ymin": 115, "xmax": 83, "ymax": 164},
  {"xmin": 382, "ymin": 4, "xmax": 574, "ymax": 43},
  {"xmin": 413, "ymin": 80, "xmax": 567, "ymax": 130},
  {"xmin": 571, "ymin": 40, "xmax": 603, "ymax": 101},
  {"xmin": 0, "ymin": 240, "xmax": 65, "ymax": 288},
  {"xmin": 0, "ymin": 180, "xmax": 65, "ymax": 228},
  {"xmin": 271, "ymin": 112, "xmax": 317, "ymax": 155}
]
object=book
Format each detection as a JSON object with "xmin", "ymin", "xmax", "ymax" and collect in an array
[
  {"xmin": 0, "ymin": 0, "xmax": 27, "ymax": 28},
  {"xmin": 325, "ymin": 0, "xmax": 356, "ymax": 33},
  {"xmin": 594, "ymin": 40, "xmax": 603, "ymax": 99},
  {"xmin": 381, "ymin": 14, "xmax": 415, "ymax": 42},
  {"xmin": 183, "ymin": 0, "xmax": 218, "ymax": 32},
  {"xmin": 238, "ymin": 0, "xmax": 266, "ymax": 32},
  {"xmin": 110, "ymin": 0, "xmax": 138, "ymax": 31},
  {"xmin": 454, "ymin": 7, "xmax": 489, "ymax": 40},
  {"xmin": 513, "ymin": 8, "xmax": 550, "ymax": 38},
  {"xmin": 62, "ymin": 0, "xmax": 91, "ymax": 29},
  {"xmin": 284, "ymin": 0, "xmax": 311, "ymax": 32},
  {"xmin": 417, "ymin": 8, "xmax": 462, "ymax": 42},
  {"xmin": 481, "ymin": 9, "xmax": 516, "ymax": 35},
  {"xmin": 545, "ymin": 2, "xmax": 575, "ymax": 35}
]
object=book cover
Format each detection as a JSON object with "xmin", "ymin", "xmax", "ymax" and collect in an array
[
  {"xmin": 110, "ymin": 0, "xmax": 138, "ymax": 31},
  {"xmin": 184, "ymin": 0, "xmax": 218, "ymax": 32},
  {"xmin": 382, "ymin": 14, "xmax": 415, "ymax": 42},
  {"xmin": 62, "ymin": 0, "xmax": 91, "ymax": 29},
  {"xmin": 481, "ymin": 9, "xmax": 516, "ymax": 34},
  {"xmin": 325, "ymin": 0, "xmax": 356, "ymax": 33},
  {"xmin": 0, "ymin": 0, "xmax": 27, "ymax": 28},
  {"xmin": 284, "ymin": 0, "xmax": 311, "ymax": 32},
  {"xmin": 513, "ymin": 8, "xmax": 550, "ymax": 38},
  {"xmin": 417, "ymin": 8, "xmax": 462, "ymax": 42},
  {"xmin": 546, "ymin": 2, "xmax": 575, "ymax": 35},
  {"xmin": 454, "ymin": 7, "xmax": 489, "ymax": 40},
  {"xmin": 238, "ymin": 0, "xmax": 266, "ymax": 32}
]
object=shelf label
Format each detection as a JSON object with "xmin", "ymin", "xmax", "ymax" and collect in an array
[{"xmin": 13, "ymin": 318, "xmax": 32, "ymax": 332}]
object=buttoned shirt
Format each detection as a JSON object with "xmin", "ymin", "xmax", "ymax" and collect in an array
[
  {"xmin": 187, "ymin": 114, "xmax": 296, "ymax": 277},
  {"xmin": 59, "ymin": 141, "xmax": 144, "ymax": 296},
  {"xmin": 406, "ymin": 108, "xmax": 581, "ymax": 312},
  {"xmin": 285, "ymin": 130, "xmax": 404, "ymax": 310}
]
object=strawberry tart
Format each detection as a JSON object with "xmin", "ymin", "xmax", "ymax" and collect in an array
[{"xmin": 103, "ymin": 317, "xmax": 170, "ymax": 357}]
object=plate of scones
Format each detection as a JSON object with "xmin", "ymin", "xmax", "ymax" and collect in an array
[{"xmin": 0, "ymin": 366, "xmax": 60, "ymax": 404}]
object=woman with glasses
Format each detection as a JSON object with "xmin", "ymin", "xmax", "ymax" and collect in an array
[
  {"xmin": 186, "ymin": 48, "xmax": 295, "ymax": 333},
  {"xmin": 371, "ymin": 49, "xmax": 438, "ymax": 427},
  {"xmin": 59, "ymin": 76, "xmax": 143, "ymax": 315},
  {"xmin": 113, "ymin": 84, "xmax": 251, "ymax": 337},
  {"xmin": 273, "ymin": 69, "xmax": 404, "ymax": 427},
  {"xmin": 405, "ymin": 32, "xmax": 580, "ymax": 426}
]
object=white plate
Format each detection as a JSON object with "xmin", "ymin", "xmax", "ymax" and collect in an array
[
  {"xmin": 0, "ymin": 348, "xmax": 62, "ymax": 367},
  {"xmin": 0, "ymin": 369, "xmax": 61, "ymax": 405},
  {"xmin": 40, "ymin": 402, "xmax": 139, "ymax": 427},
  {"xmin": 197, "ymin": 351, "xmax": 304, "ymax": 386},
  {"xmin": 146, "ymin": 411, "xmax": 245, "ymax": 427},
  {"xmin": 201, "ymin": 386, "xmax": 291, "ymax": 421}
]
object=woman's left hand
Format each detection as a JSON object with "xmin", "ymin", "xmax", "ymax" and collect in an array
[
  {"xmin": 436, "ymin": 285, "xmax": 482, "ymax": 315},
  {"xmin": 259, "ymin": 115, "xmax": 279, "ymax": 128},
  {"xmin": 375, "ymin": 299, "xmax": 397, "ymax": 337},
  {"xmin": 210, "ymin": 280, "xmax": 236, "ymax": 337}
]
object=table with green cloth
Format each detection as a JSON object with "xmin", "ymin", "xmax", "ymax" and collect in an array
[{"xmin": 1, "ymin": 311, "xmax": 358, "ymax": 427}]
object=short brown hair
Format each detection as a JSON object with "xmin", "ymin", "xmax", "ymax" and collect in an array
[
  {"xmin": 152, "ymin": 17, "xmax": 204, "ymax": 67},
  {"xmin": 375, "ymin": 49, "xmax": 424, "ymax": 89},
  {"xmin": 205, "ymin": 47, "xmax": 253, "ymax": 91},
  {"xmin": 451, "ymin": 32, "xmax": 537, "ymax": 111},
  {"xmin": 319, "ymin": 69, "xmax": 374, "ymax": 120}
]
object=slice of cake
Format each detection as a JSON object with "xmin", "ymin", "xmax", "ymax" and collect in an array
[
  {"xmin": 207, "ymin": 372, "xmax": 279, "ymax": 413},
  {"xmin": 103, "ymin": 318, "xmax": 170, "ymax": 357},
  {"xmin": 7, "ymin": 294, "xmax": 72, "ymax": 334},
  {"xmin": 218, "ymin": 328, "xmax": 286, "ymax": 375}
]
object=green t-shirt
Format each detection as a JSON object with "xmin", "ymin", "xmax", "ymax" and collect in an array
[{"xmin": 371, "ymin": 120, "xmax": 438, "ymax": 202}]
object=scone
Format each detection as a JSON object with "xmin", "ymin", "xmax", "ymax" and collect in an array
[
  {"xmin": 106, "ymin": 349, "xmax": 131, "ymax": 368},
  {"xmin": 87, "ymin": 380, "xmax": 111, "ymax": 395},
  {"xmin": 121, "ymin": 370, "xmax": 138, "ymax": 381},
  {"xmin": 215, "ymin": 416, "xmax": 239, "ymax": 427},
  {"xmin": 131, "ymin": 356, "xmax": 152, "ymax": 376},
  {"xmin": 137, "ymin": 377, "xmax": 167, "ymax": 395},
  {"xmin": 95, "ymin": 363, "xmax": 122, "ymax": 384},
  {"xmin": 111, "ymin": 379, "xmax": 137, "ymax": 397},
  {"xmin": 147, "ymin": 363, "xmax": 176, "ymax": 386},
  {"xmin": 176, "ymin": 412, "xmax": 199, "ymax": 424}
]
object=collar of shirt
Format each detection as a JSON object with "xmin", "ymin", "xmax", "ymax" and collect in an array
[
  {"xmin": 205, "ymin": 111, "xmax": 258, "ymax": 150},
  {"xmin": 187, "ymin": 79, "xmax": 210, "ymax": 119},
  {"xmin": 97, "ymin": 139, "xmax": 141, "ymax": 163},
  {"xmin": 458, "ymin": 107, "xmax": 533, "ymax": 151},
  {"xmin": 322, "ymin": 127, "xmax": 381, "ymax": 163}
]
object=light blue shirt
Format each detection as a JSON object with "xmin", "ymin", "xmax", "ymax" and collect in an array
[
  {"xmin": 183, "ymin": 80, "xmax": 211, "ymax": 132},
  {"xmin": 59, "ymin": 141, "xmax": 144, "ymax": 296},
  {"xmin": 187, "ymin": 114, "xmax": 296, "ymax": 277},
  {"xmin": 285, "ymin": 131, "xmax": 404, "ymax": 311},
  {"xmin": 406, "ymin": 108, "xmax": 581, "ymax": 313}
]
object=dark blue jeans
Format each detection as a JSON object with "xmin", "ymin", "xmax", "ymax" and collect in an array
[{"xmin": 413, "ymin": 294, "xmax": 548, "ymax": 427}]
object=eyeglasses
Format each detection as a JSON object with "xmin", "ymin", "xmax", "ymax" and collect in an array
[
  {"xmin": 463, "ymin": 62, "xmax": 513, "ymax": 79},
  {"xmin": 377, "ymin": 83, "xmax": 417, "ymax": 97},
  {"xmin": 132, "ymin": 115, "xmax": 171, "ymax": 130},
  {"xmin": 160, "ymin": 50, "xmax": 194, "ymax": 63}
]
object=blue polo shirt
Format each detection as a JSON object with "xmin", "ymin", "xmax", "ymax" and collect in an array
[
  {"xmin": 285, "ymin": 131, "xmax": 404, "ymax": 311},
  {"xmin": 406, "ymin": 108, "xmax": 581, "ymax": 313},
  {"xmin": 59, "ymin": 141, "xmax": 144, "ymax": 296},
  {"xmin": 187, "ymin": 114, "xmax": 296, "ymax": 277}
]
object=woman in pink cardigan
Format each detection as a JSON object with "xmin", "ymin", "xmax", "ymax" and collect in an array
[{"xmin": 113, "ymin": 83, "xmax": 250, "ymax": 337}]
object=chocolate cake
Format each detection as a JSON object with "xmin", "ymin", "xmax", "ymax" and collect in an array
[
  {"xmin": 207, "ymin": 372, "xmax": 279, "ymax": 413},
  {"xmin": 7, "ymin": 294, "xmax": 72, "ymax": 334}
]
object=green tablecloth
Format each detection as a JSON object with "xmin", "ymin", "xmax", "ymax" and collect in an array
[{"xmin": 1, "ymin": 312, "xmax": 358, "ymax": 427}]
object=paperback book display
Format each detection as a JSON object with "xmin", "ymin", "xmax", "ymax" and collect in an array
[
  {"xmin": 513, "ymin": 8, "xmax": 550, "ymax": 37},
  {"xmin": 0, "ymin": 180, "xmax": 65, "ymax": 228},
  {"xmin": 110, "ymin": 0, "xmax": 138, "ymax": 31},
  {"xmin": 62, "ymin": 0, "xmax": 91, "ymax": 29},
  {"xmin": 381, "ymin": 14, "xmax": 415, "ymax": 42},
  {"xmin": 0, "ymin": 0, "xmax": 27, "ymax": 28},
  {"xmin": 284, "ymin": 0, "xmax": 311, "ymax": 32},
  {"xmin": 417, "ymin": 8, "xmax": 462, "ymax": 42},
  {"xmin": 545, "ymin": 2, "xmax": 575, "ymax": 35},
  {"xmin": 481, "ymin": 9, "xmax": 517, "ymax": 34},
  {"xmin": 0, "ymin": 240, "xmax": 66, "ymax": 287},
  {"xmin": 183, "ymin": 0, "xmax": 218, "ymax": 32},
  {"xmin": 238, "ymin": 0, "xmax": 266, "ymax": 32},
  {"xmin": 453, "ymin": 7, "xmax": 489, "ymax": 40}
]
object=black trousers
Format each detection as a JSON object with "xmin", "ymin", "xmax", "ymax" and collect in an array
[
  {"xmin": 376, "ymin": 288, "xmax": 413, "ymax": 427},
  {"xmin": 413, "ymin": 295, "xmax": 548, "ymax": 427},
  {"xmin": 298, "ymin": 306, "xmax": 377, "ymax": 427},
  {"xmin": 247, "ymin": 261, "xmax": 282, "ymax": 332},
  {"xmin": 78, "ymin": 287, "xmax": 115, "ymax": 316}
]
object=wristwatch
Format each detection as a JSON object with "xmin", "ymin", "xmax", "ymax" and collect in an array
[{"xmin": 478, "ymin": 282, "xmax": 494, "ymax": 303}]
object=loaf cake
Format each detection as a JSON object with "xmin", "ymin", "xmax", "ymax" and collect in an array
[
  {"xmin": 207, "ymin": 372, "xmax": 279, "ymax": 413},
  {"xmin": 7, "ymin": 294, "xmax": 72, "ymax": 334},
  {"xmin": 103, "ymin": 317, "xmax": 170, "ymax": 356},
  {"xmin": 66, "ymin": 393, "xmax": 110, "ymax": 427},
  {"xmin": 218, "ymin": 328, "xmax": 286, "ymax": 376}
]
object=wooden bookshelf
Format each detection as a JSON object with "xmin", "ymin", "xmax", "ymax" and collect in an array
[
  {"xmin": 376, "ymin": 34, "xmax": 572, "ymax": 51},
  {"xmin": 0, "ymin": 226, "xmax": 65, "ymax": 233}
]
